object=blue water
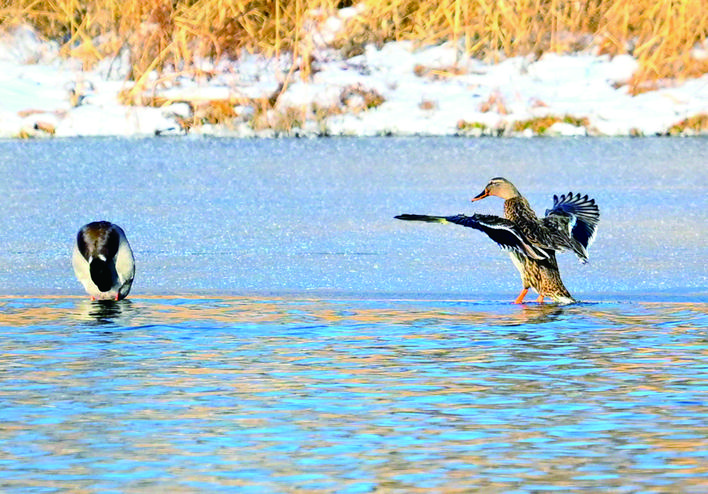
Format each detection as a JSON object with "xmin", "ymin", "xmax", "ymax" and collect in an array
[{"xmin": 0, "ymin": 137, "xmax": 707, "ymax": 491}]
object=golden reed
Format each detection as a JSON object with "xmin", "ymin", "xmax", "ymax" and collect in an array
[{"xmin": 1, "ymin": 0, "xmax": 706, "ymax": 94}]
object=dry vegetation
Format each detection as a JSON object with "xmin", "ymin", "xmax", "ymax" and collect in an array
[
  {"xmin": 1, "ymin": 0, "xmax": 706, "ymax": 98},
  {"xmin": 513, "ymin": 115, "xmax": 590, "ymax": 134},
  {"xmin": 456, "ymin": 115, "xmax": 592, "ymax": 136},
  {"xmin": 668, "ymin": 114, "xmax": 708, "ymax": 135}
]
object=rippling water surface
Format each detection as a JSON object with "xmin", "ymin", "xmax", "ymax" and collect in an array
[
  {"xmin": 1, "ymin": 296, "xmax": 708, "ymax": 492},
  {"xmin": 0, "ymin": 137, "xmax": 706, "ymax": 491}
]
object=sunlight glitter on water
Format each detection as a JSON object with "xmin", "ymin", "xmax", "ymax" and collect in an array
[
  {"xmin": 1, "ymin": 296, "xmax": 707, "ymax": 492},
  {"xmin": 0, "ymin": 137, "xmax": 706, "ymax": 491}
]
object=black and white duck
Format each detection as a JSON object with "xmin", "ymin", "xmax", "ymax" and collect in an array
[{"xmin": 72, "ymin": 221, "xmax": 135, "ymax": 301}]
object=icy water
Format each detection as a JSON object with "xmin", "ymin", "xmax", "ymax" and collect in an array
[{"xmin": 0, "ymin": 137, "xmax": 707, "ymax": 492}]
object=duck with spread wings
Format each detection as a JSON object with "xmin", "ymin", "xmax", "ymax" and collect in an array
[{"xmin": 395, "ymin": 177, "xmax": 600, "ymax": 304}]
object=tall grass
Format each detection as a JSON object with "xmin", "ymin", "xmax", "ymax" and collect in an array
[{"xmin": 1, "ymin": 0, "xmax": 706, "ymax": 94}]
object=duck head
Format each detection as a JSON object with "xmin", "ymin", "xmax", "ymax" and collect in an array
[{"xmin": 471, "ymin": 177, "xmax": 520, "ymax": 202}]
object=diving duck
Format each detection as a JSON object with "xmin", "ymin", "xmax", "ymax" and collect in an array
[
  {"xmin": 72, "ymin": 221, "xmax": 135, "ymax": 301},
  {"xmin": 395, "ymin": 177, "xmax": 599, "ymax": 304}
]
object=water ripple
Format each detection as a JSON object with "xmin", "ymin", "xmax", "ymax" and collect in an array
[{"xmin": 1, "ymin": 296, "xmax": 707, "ymax": 491}]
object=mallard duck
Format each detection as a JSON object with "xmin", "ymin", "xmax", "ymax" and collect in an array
[
  {"xmin": 72, "ymin": 221, "xmax": 135, "ymax": 301},
  {"xmin": 395, "ymin": 177, "xmax": 599, "ymax": 304}
]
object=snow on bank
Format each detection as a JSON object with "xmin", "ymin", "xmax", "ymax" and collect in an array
[{"xmin": 1, "ymin": 25, "xmax": 707, "ymax": 138}]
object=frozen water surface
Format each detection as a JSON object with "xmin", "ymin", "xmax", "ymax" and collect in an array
[
  {"xmin": 0, "ymin": 136, "xmax": 705, "ymax": 299},
  {"xmin": 0, "ymin": 137, "xmax": 707, "ymax": 492}
]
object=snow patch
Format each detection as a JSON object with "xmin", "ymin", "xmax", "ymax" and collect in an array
[{"xmin": 0, "ymin": 25, "xmax": 706, "ymax": 138}]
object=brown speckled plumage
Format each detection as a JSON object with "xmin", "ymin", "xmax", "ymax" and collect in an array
[
  {"xmin": 395, "ymin": 177, "xmax": 599, "ymax": 304},
  {"xmin": 473, "ymin": 177, "xmax": 599, "ymax": 303},
  {"xmin": 509, "ymin": 252, "xmax": 573, "ymax": 304},
  {"xmin": 503, "ymin": 195, "xmax": 574, "ymax": 303}
]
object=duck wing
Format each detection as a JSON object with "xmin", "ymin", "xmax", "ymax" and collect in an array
[
  {"xmin": 395, "ymin": 213, "xmax": 550, "ymax": 260},
  {"xmin": 544, "ymin": 192, "xmax": 600, "ymax": 261}
]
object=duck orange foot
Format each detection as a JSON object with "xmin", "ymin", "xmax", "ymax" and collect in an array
[{"xmin": 514, "ymin": 288, "xmax": 529, "ymax": 304}]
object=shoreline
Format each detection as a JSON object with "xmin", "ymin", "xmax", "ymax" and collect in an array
[{"xmin": 1, "ymin": 26, "xmax": 707, "ymax": 139}]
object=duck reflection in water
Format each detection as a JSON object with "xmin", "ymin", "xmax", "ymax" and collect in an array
[
  {"xmin": 513, "ymin": 303, "xmax": 567, "ymax": 326},
  {"xmin": 77, "ymin": 299, "xmax": 133, "ymax": 325}
]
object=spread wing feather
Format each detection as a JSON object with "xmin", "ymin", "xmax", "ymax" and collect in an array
[
  {"xmin": 395, "ymin": 213, "xmax": 550, "ymax": 260},
  {"xmin": 545, "ymin": 192, "xmax": 600, "ymax": 250},
  {"xmin": 543, "ymin": 192, "xmax": 600, "ymax": 262}
]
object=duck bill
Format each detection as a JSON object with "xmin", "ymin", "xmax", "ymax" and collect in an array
[{"xmin": 471, "ymin": 189, "xmax": 489, "ymax": 202}]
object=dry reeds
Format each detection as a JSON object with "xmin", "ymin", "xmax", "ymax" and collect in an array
[{"xmin": 1, "ymin": 0, "xmax": 706, "ymax": 95}]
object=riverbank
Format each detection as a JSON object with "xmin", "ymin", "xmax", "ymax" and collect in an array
[{"xmin": 1, "ymin": 25, "xmax": 707, "ymax": 138}]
